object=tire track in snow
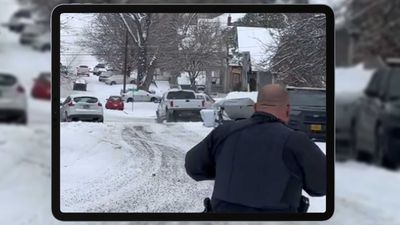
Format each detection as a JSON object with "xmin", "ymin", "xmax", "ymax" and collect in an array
[{"xmin": 96, "ymin": 124, "xmax": 213, "ymax": 212}]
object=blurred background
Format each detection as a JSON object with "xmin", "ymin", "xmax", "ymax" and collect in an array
[{"xmin": 1, "ymin": 0, "xmax": 399, "ymax": 224}]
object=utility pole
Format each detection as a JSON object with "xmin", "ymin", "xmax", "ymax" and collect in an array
[{"xmin": 123, "ymin": 28, "xmax": 128, "ymax": 94}]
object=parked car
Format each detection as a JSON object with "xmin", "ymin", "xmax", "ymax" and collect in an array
[
  {"xmin": 31, "ymin": 32, "xmax": 50, "ymax": 51},
  {"xmin": 200, "ymin": 97, "xmax": 255, "ymax": 127},
  {"xmin": 287, "ymin": 86, "xmax": 326, "ymax": 142},
  {"xmin": 0, "ymin": 73, "xmax": 27, "ymax": 124},
  {"xmin": 8, "ymin": 9, "xmax": 32, "ymax": 32},
  {"xmin": 60, "ymin": 95, "xmax": 103, "ymax": 122},
  {"xmin": 19, "ymin": 24, "xmax": 48, "ymax": 45},
  {"xmin": 105, "ymin": 96, "xmax": 124, "ymax": 110},
  {"xmin": 351, "ymin": 65, "xmax": 400, "ymax": 169},
  {"xmin": 93, "ymin": 64, "xmax": 107, "ymax": 75},
  {"xmin": 195, "ymin": 93, "xmax": 215, "ymax": 109},
  {"xmin": 104, "ymin": 75, "xmax": 135, "ymax": 85},
  {"xmin": 31, "ymin": 72, "xmax": 51, "ymax": 100},
  {"xmin": 73, "ymin": 78, "xmax": 87, "ymax": 91},
  {"xmin": 156, "ymin": 89, "xmax": 204, "ymax": 122},
  {"xmin": 98, "ymin": 71, "xmax": 116, "ymax": 82},
  {"xmin": 122, "ymin": 89, "xmax": 161, "ymax": 102},
  {"xmin": 76, "ymin": 65, "xmax": 90, "ymax": 76}
]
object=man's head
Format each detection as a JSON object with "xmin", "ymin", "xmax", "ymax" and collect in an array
[{"xmin": 255, "ymin": 84, "xmax": 290, "ymax": 124}]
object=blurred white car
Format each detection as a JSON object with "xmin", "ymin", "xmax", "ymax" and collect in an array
[
  {"xmin": 31, "ymin": 32, "xmax": 50, "ymax": 52},
  {"xmin": 93, "ymin": 64, "xmax": 107, "ymax": 75},
  {"xmin": 195, "ymin": 93, "xmax": 215, "ymax": 109},
  {"xmin": 121, "ymin": 89, "xmax": 161, "ymax": 102},
  {"xmin": 60, "ymin": 94, "xmax": 103, "ymax": 122},
  {"xmin": 104, "ymin": 75, "xmax": 135, "ymax": 85},
  {"xmin": 76, "ymin": 65, "xmax": 90, "ymax": 76},
  {"xmin": 19, "ymin": 24, "xmax": 48, "ymax": 45},
  {"xmin": 0, "ymin": 73, "xmax": 27, "ymax": 124},
  {"xmin": 8, "ymin": 8, "xmax": 33, "ymax": 32}
]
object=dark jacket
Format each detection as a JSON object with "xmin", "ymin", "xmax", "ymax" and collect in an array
[{"xmin": 185, "ymin": 112, "xmax": 326, "ymax": 212}]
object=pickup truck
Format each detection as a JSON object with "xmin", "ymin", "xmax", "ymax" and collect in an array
[{"xmin": 156, "ymin": 89, "xmax": 204, "ymax": 122}]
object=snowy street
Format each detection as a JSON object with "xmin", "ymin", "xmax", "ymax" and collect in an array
[{"xmin": 61, "ymin": 121, "xmax": 214, "ymax": 212}]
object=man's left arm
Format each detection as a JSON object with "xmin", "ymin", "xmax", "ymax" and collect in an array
[{"xmin": 185, "ymin": 130, "xmax": 216, "ymax": 181}]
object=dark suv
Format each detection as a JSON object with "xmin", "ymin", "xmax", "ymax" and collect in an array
[
  {"xmin": 352, "ymin": 67, "xmax": 400, "ymax": 168},
  {"xmin": 287, "ymin": 87, "xmax": 326, "ymax": 142}
]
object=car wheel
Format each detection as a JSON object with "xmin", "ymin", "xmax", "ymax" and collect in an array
[
  {"xmin": 65, "ymin": 112, "xmax": 72, "ymax": 122},
  {"xmin": 166, "ymin": 110, "xmax": 174, "ymax": 122},
  {"xmin": 351, "ymin": 120, "xmax": 370, "ymax": 162},
  {"xmin": 150, "ymin": 97, "xmax": 157, "ymax": 103},
  {"xmin": 42, "ymin": 44, "xmax": 50, "ymax": 52},
  {"xmin": 18, "ymin": 113, "xmax": 28, "ymax": 125},
  {"xmin": 375, "ymin": 125, "xmax": 397, "ymax": 169},
  {"xmin": 156, "ymin": 111, "xmax": 163, "ymax": 123},
  {"xmin": 130, "ymin": 80, "xmax": 135, "ymax": 84},
  {"xmin": 110, "ymin": 81, "xmax": 116, "ymax": 85},
  {"xmin": 127, "ymin": 98, "xmax": 133, "ymax": 103}
]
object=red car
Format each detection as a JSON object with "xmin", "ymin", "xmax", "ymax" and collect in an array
[
  {"xmin": 31, "ymin": 72, "xmax": 51, "ymax": 100},
  {"xmin": 105, "ymin": 96, "xmax": 124, "ymax": 110}
]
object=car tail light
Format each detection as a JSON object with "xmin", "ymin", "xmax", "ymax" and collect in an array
[
  {"xmin": 98, "ymin": 102, "xmax": 102, "ymax": 107},
  {"xmin": 17, "ymin": 85, "xmax": 25, "ymax": 93},
  {"xmin": 202, "ymin": 100, "xmax": 205, "ymax": 107},
  {"xmin": 68, "ymin": 102, "xmax": 74, "ymax": 106},
  {"xmin": 170, "ymin": 101, "xmax": 174, "ymax": 107}
]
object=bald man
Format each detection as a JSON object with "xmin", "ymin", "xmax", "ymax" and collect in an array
[{"xmin": 185, "ymin": 84, "xmax": 326, "ymax": 213}]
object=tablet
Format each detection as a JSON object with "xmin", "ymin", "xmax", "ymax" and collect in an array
[{"xmin": 52, "ymin": 4, "xmax": 334, "ymax": 221}]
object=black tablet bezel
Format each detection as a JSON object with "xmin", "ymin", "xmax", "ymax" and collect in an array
[{"xmin": 51, "ymin": 4, "xmax": 335, "ymax": 221}]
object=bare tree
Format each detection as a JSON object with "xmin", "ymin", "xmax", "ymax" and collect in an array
[
  {"xmin": 346, "ymin": 0, "xmax": 400, "ymax": 62},
  {"xmin": 173, "ymin": 17, "xmax": 227, "ymax": 89},
  {"xmin": 265, "ymin": 14, "xmax": 326, "ymax": 88}
]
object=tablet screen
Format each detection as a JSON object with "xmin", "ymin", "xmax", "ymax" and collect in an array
[{"xmin": 52, "ymin": 5, "xmax": 334, "ymax": 221}]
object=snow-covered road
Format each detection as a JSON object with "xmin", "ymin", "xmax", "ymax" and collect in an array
[{"xmin": 61, "ymin": 121, "xmax": 214, "ymax": 212}]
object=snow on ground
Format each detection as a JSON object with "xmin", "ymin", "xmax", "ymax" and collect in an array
[{"xmin": 61, "ymin": 121, "xmax": 214, "ymax": 212}]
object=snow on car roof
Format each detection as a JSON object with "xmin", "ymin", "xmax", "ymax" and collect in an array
[
  {"xmin": 74, "ymin": 78, "xmax": 87, "ymax": 84},
  {"xmin": 69, "ymin": 94, "xmax": 97, "ymax": 98}
]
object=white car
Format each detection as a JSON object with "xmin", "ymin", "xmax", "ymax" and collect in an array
[
  {"xmin": 60, "ymin": 94, "xmax": 103, "ymax": 122},
  {"xmin": 19, "ymin": 24, "xmax": 48, "ymax": 45},
  {"xmin": 93, "ymin": 64, "xmax": 107, "ymax": 75},
  {"xmin": 195, "ymin": 93, "xmax": 215, "ymax": 109},
  {"xmin": 8, "ymin": 9, "xmax": 33, "ymax": 32},
  {"xmin": 31, "ymin": 32, "xmax": 50, "ymax": 51},
  {"xmin": 0, "ymin": 73, "xmax": 27, "ymax": 124},
  {"xmin": 104, "ymin": 75, "xmax": 135, "ymax": 85},
  {"xmin": 76, "ymin": 65, "xmax": 90, "ymax": 76},
  {"xmin": 121, "ymin": 89, "xmax": 161, "ymax": 102}
]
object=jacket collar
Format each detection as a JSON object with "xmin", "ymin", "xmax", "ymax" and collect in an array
[{"xmin": 251, "ymin": 111, "xmax": 283, "ymax": 123}]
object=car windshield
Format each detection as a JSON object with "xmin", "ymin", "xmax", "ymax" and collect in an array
[
  {"xmin": 79, "ymin": 66, "xmax": 88, "ymax": 68},
  {"xmin": 15, "ymin": 10, "xmax": 31, "ymax": 18},
  {"xmin": 167, "ymin": 91, "xmax": 195, "ymax": 99},
  {"xmin": 288, "ymin": 89, "xmax": 326, "ymax": 107},
  {"xmin": 96, "ymin": 64, "xmax": 105, "ymax": 68},
  {"xmin": 0, "ymin": 74, "xmax": 17, "ymax": 86},
  {"xmin": 109, "ymin": 96, "xmax": 121, "ymax": 101},
  {"xmin": 73, "ymin": 97, "xmax": 98, "ymax": 103}
]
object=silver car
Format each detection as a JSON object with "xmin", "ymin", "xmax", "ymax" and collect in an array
[
  {"xmin": 60, "ymin": 94, "xmax": 103, "ymax": 122},
  {"xmin": 0, "ymin": 73, "xmax": 27, "ymax": 124}
]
